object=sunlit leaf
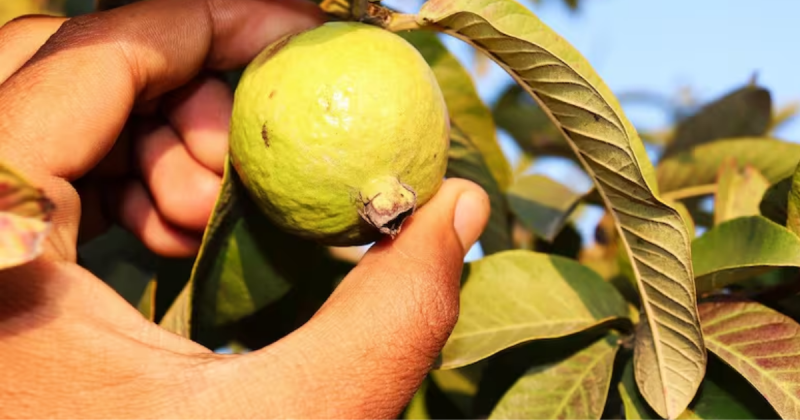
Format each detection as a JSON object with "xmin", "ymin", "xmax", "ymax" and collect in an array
[
  {"xmin": 489, "ymin": 333, "xmax": 619, "ymax": 419},
  {"xmin": 0, "ymin": 163, "xmax": 54, "ymax": 271},
  {"xmin": 785, "ymin": 162, "xmax": 800, "ymax": 236},
  {"xmin": 438, "ymin": 250, "xmax": 629, "ymax": 369},
  {"xmin": 660, "ymin": 84, "xmax": 771, "ymax": 159},
  {"xmin": 417, "ymin": 2, "xmax": 706, "ymax": 416},
  {"xmin": 768, "ymin": 101, "xmax": 800, "ymax": 134},
  {"xmin": 401, "ymin": 30, "xmax": 512, "ymax": 191},
  {"xmin": 506, "ymin": 174, "xmax": 583, "ymax": 241},
  {"xmin": 669, "ymin": 199, "xmax": 696, "ymax": 239},
  {"xmin": 713, "ymin": 160, "xmax": 770, "ymax": 225},
  {"xmin": 657, "ymin": 138, "xmax": 800, "ymax": 197},
  {"xmin": 692, "ymin": 216, "xmax": 800, "ymax": 294},
  {"xmin": 699, "ymin": 300, "xmax": 800, "ymax": 419}
]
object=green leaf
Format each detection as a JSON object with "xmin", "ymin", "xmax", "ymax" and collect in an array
[
  {"xmin": 137, "ymin": 278, "xmax": 157, "ymax": 322},
  {"xmin": 759, "ymin": 176, "xmax": 791, "ymax": 226},
  {"xmin": 401, "ymin": 30, "xmax": 512, "ymax": 191},
  {"xmin": 438, "ymin": 250, "xmax": 629, "ymax": 370},
  {"xmin": 430, "ymin": 364, "xmax": 484, "ymax": 416},
  {"xmin": 401, "ymin": 30, "xmax": 513, "ymax": 255},
  {"xmin": 692, "ymin": 216, "xmax": 800, "ymax": 294},
  {"xmin": 447, "ymin": 123, "xmax": 515, "ymax": 255},
  {"xmin": 660, "ymin": 85, "xmax": 772, "ymax": 159},
  {"xmin": 506, "ymin": 174, "xmax": 583, "ymax": 241},
  {"xmin": 713, "ymin": 160, "xmax": 770, "ymax": 226},
  {"xmin": 417, "ymin": 2, "xmax": 706, "ymax": 416},
  {"xmin": 620, "ymin": 356, "xmax": 769, "ymax": 419},
  {"xmin": 669, "ymin": 199, "xmax": 696, "ymax": 240},
  {"xmin": 699, "ymin": 300, "xmax": 800, "ymax": 419},
  {"xmin": 785, "ymin": 162, "xmax": 800, "ymax": 236},
  {"xmin": 489, "ymin": 333, "xmax": 619, "ymax": 419},
  {"xmin": 657, "ymin": 138, "xmax": 800, "ymax": 197},
  {"xmin": 492, "ymin": 84, "xmax": 572, "ymax": 159}
]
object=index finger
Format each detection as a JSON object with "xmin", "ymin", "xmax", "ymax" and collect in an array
[{"xmin": 0, "ymin": 0, "xmax": 324, "ymax": 182}]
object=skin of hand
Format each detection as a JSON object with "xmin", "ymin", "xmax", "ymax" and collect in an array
[{"xmin": 0, "ymin": 0, "xmax": 491, "ymax": 418}]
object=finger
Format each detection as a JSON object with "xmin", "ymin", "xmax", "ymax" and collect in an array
[
  {"xmin": 114, "ymin": 180, "xmax": 202, "ymax": 258},
  {"xmin": 218, "ymin": 179, "xmax": 491, "ymax": 418},
  {"xmin": 163, "ymin": 75, "xmax": 232, "ymax": 175},
  {"xmin": 0, "ymin": 0, "xmax": 324, "ymax": 182},
  {"xmin": 0, "ymin": 15, "xmax": 65, "ymax": 84},
  {"xmin": 135, "ymin": 123, "xmax": 221, "ymax": 232}
]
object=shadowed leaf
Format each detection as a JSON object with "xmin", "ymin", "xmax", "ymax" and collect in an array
[
  {"xmin": 438, "ymin": 249, "xmax": 629, "ymax": 369},
  {"xmin": 692, "ymin": 216, "xmax": 800, "ymax": 294},
  {"xmin": 661, "ymin": 85, "xmax": 771, "ymax": 159},
  {"xmin": 699, "ymin": 300, "xmax": 800, "ymax": 419},
  {"xmin": 489, "ymin": 333, "xmax": 619, "ymax": 419},
  {"xmin": 760, "ymin": 176, "xmax": 792, "ymax": 227},
  {"xmin": 137, "ymin": 278, "xmax": 157, "ymax": 322},
  {"xmin": 713, "ymin": 160, "xmax": 770, "ymax": 225},
  {"xmin": 402, "ymin": 31, "xmax": 513, "ymax": 255},
  {"xmin": 507, "ymin": 174, "xmax": 583, "ymax": 241},
  {"xmin": 657, "ymin": 138, "xmax": 800, "ymax": 197},
  {"xmin": 417, "ymin": 2, "xmax": 706, "ymax": 416}
]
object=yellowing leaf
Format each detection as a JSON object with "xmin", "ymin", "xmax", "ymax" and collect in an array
[
  {"xmin": 137, "ymin": 278, "xmax": 157, "ymax": 322},
  {"xmin": 489, "ymin": 334, "xmax": 619, "ymax": 419},
  {"xmin": 0, "ymin": 163, "xmax": 54, "ymax": 271},
  {"xmin": 713, "ymin": 160, "xmax": 770, "ymax": 225},
  {"xmin": 661, "ymin": 85, "xmax": 771, "ymax": 159},
  {"xmin": 692, "ymin": 216, "xmax": 800, "ymax": 294},
  {"xmin": 699, "ymin": 300, "xmax": 800, "ymax": 419},
  {"xmin": 438, "ymin": 250, "xmax": 629, "ymax": 370},
  {"xmin": 417, "ymin": 2, "xmax": 706, "ymax": 416},
  {"xmin": 657, "ymin": 138, "xmax": 800, "ymax": 196},
  {"xmin": 506, "ymin": 174, "xmax": 583, "ymax": 241}
]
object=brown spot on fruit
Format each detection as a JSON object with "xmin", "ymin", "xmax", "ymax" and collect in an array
[
  {"xmin": 261, "ymin": 123, "xmax": 269, "ymax": 147},
  {"xmin": 269, "ymin": 90, "xmax": 276, "ymax": 99}
]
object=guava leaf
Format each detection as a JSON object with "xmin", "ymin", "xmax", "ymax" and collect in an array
[
  {"xmin": 438, "ymin": 249, "xmax": 629, "ymax": 370},
  {"xmin": 137, "ymin": 278, "xmax": 157, "ymax": 322},
  {"xmin": 492, "ymin": 84, "xmax": 572, "ymax": 159},
  {"xmin": 699, "ymin": 300, "xmax": 800, "ymax": 419},
  {"xmin": 160, "ymin": 159, "xmax": 353, "ymax": 339},
  {"xmin": 0, "ymin": 162, "xmax": 54, "ymax": 271},
  {"xmin": 660, "ymin": 85, "xmax": 772, "ymax": 159},
  {"xmin": 417, "ymin": 2, "xmax": 706, "ymax": 416},
  {"xmin": 401, "ymin": 31, "xmax": 513, "ymax": 254},
  {"xmin": 488, "ymin": 333, "xmax": 619, "ymax": 419},
  {"xmin": 401, "ymin": 30, "xmax": 513, "ymax": 191},
  {"xmin": 430, "ymin": 363, "xmax": 485, "ymax": 415},
  {"xmin": 783, "ymin": 162, "xmax": 800, "ymax": 236},
  {"xmin": 692, "ymin": 216, "xmax": 800, "ymax": 294},
  {"xmin": 669, "ymin": 199, "xmax": 696, "ymax": 240},
  {"xmin": 759, "ymin": 176, "xmax": 792, "ymax": 227},
  {"xmin": 620, "ymin": 356, "xmax": 771, "ymax": 419},
  {"xmin": 657, "ymin": 138, "xmax": 800, "ymax": 197},
  {"xmin": 506, "ymin": 174, "xmax": 583, "ymax": 241},
  {"xmin": 78, "ymin": 225, "xmax": 158, "ymax": 315},
  {"xmin": 713, "ymin": 160, "xmax": 770, "ymax": 226}
]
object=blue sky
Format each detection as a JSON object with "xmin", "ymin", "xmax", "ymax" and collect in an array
[{"xmin": 386, "ymin": 0, "xmax": 800, "ymax": 260}]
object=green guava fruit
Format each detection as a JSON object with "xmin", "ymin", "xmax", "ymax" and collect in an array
[{"xmin": 229, "ymin": 21, "xmax": 450, "ymax": 246}]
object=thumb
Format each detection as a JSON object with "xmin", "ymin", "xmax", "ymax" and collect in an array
[{"xmin": 222, "ymin": 178, "xmax": 490, "ymax": 418}]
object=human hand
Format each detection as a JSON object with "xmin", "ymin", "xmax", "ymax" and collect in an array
[{"xmin": 0, "ymin": 0, "xmax": 490, "ymax": 417}]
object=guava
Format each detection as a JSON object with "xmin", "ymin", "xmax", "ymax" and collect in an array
[{"xmin": 229, "ymin": 21, "xmax": 450, "ymax": 246}]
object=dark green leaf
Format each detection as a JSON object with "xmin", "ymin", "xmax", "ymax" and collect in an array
[
  {"xmin": 660, "ymin": 85, "xmax": 772, "ymax": 159},
  {"xmin": 506, "ymin": 174, "xmax": 583, "ymax": 241},
  {"xmin": 760, "ymin": 176, "xmax": 791, "ymax": 226}
]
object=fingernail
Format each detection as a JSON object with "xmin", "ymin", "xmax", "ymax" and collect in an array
[{"xmin": 453, "ymin": 190, "xmax": 489, "ymax": 253}]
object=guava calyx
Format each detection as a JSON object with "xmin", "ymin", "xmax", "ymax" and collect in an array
[{"xmin": 357, "ymin": 177, "xmax": 417, "ymax": 238}]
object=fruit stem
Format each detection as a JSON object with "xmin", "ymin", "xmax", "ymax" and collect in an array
[
  {"xmin": 318, "ymin": 0, "xmax": 422, "ymax": 32},
  {"xmin": 357, "ymin": 177, "xmax": 417, "ymax": 238}
]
